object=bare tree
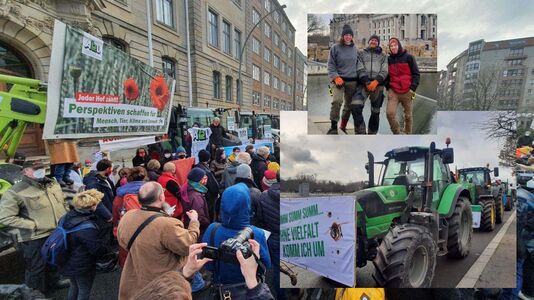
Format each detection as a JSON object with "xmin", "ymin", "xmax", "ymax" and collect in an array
[
  {"xmin": 465, "ymin": 64, "xmax": 509, "ymax": 110},
  {"xmin": 478, "ymin": 111, "xmax": 517, "ymax": 167},
  {"xmin": 307, "ymin": 14, "xmax": 325, "ymax": 34}
]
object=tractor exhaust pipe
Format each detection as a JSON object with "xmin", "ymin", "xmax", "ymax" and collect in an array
[
  {"xmin": 367, "ymin": 151, "xmax": 375, "ymax": 188},
  {"xmin": 423, "ymin": 142, "xmax": 435, "ymax": 212}
]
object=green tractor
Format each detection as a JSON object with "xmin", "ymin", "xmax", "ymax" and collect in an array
[
  {"xmin": 457, "ymin": 167, "xmax": 502, "ymax": 231},
  {"xmin": 356, "ymin": 141, "xmax": 475, "ymax": 288}
]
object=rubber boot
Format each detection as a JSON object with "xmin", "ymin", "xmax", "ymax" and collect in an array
[{"xmin": 351, "ymin": 105, "xmax": 366, "ymax": 135}]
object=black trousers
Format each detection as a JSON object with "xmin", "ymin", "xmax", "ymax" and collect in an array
[{"xmin": 20, "ymin": 237, "xmax": 60, "ymax": 293}]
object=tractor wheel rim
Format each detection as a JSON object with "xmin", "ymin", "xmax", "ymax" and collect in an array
[
  {"xmin": 460, "ymin": 212, "xmax": 470, "ymax": 247},
  {"xmin": 409, "ymin": 245, "xmax": 429, "ymax": 287}
]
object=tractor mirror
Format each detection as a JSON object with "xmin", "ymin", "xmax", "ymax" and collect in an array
[
  {"xmin": 442, "ymin": 148, "xmax": 454, "ymax": 164},
  {"xmin": 494, "ymin": 167, "xmax": 499, "ymax": 177}
]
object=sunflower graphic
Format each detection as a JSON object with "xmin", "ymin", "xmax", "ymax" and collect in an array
[
  {"xmin": 149, "ymin": 75, "xmax": 170, "ymax": 111},
  {"xmin": 123, "ymin": 78, "xmax": 139, "ymax": 101}
]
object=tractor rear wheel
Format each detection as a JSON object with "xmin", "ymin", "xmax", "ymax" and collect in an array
[
  {"xmin": 373, "ymin": 224, "xmax": 437, "ymax": 288},
  {"xmin": 446, "ymin": 197, "xmax": 472, "ymax": 258},
  {"xmin": 495, "ymin": 194, "xmax": 504, "ymax": 224},
  {"xmin": 479, "ymin": 200, "xmax": 496, "ymax": 232}
]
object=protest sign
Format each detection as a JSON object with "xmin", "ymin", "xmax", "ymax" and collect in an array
[{"xmin": 188, "ymin": 127, "xmax": 212, "ymax": 164}]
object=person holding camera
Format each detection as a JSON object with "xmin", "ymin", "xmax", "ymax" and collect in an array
[
  {"xmin": 117, "ymin": 182, "xmax": 200, "ymax": 300},
  {"xmin": 132, "ymin": 241, "xmax": 274, "ymax": 299},
  {"xmin": 201, "ymin": 183, "xmax": 271, "ymax": 296}
]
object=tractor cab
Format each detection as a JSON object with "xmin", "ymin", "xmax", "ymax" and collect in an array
[{"xmin": 238, "ymin": 112, "xmax": 275, "ymax": 140}]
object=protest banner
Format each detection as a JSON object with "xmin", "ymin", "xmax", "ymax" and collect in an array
[
  {"xmin": 237, "ymin": 128, "xmax": 248, "ymax": 143},
  {"xmin": 99, "ymin": 136, "xmax": 156, "ymax": 152},
  {"xmin": 44, "ymin": 20, "xmax": 175, "ymax": 139},
  {"xmin": 223, "ymin": 140, "xmax": 273, "ymax": 157},
  {"xmin": 188, "ymin": 127, "xmax": 212, "ymax": 163},
  {"xmin": 280, "ymin": 196, "xmax": 356, "ymax": 287}
]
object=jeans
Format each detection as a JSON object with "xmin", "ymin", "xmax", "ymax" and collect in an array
[
  {"xmin": 67, "ymin": 271, "xmax": 95, "ymax": 300},
  {"xmin": 268, "ymin": 238, "xmax": 286, "ymax": 300},
  {"xmin": 386, "ymin": 89, "xmax": 413, "ymax": 134},
  {"xmin": 53, "ymin": 163, "xmax": 73, "ymax": 182},
  {"xmin": 20, "ymin": 237, "xmax": 60, "ymax": 293}
]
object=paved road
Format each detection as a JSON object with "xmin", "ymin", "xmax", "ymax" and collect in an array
[
  {"xmin": 281, "ymin": 210, "xmax": 516, "ymax": 288},
  {"xmin": 307, "ymin": 74, "xmax": 437, "ymax": 135}
]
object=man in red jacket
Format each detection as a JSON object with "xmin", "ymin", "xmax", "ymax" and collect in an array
[{"xmin": 386, "ymin": 37, "xmax": 420, "ymax": 134}]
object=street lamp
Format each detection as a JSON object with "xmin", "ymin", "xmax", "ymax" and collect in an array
[{"xmin": 237, "ymin": 4, "xmax": 287, "ymax": 108}]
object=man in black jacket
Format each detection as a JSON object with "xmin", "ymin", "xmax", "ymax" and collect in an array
[{"xmin": 209, "ymin": 117, "xmax": 229, "ymax": 157}]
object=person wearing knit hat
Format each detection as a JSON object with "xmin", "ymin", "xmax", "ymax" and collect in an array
[
  {"xmin": 261, "ymin": 170, "xmax": 278, "ymax": 191},
  {"xmin": 267, "ymin": 162, "xmax": 280, "ymax": 173},
  {"xmin": 234, "ymin": 164, "xmax": 262, "ymax": 223},
  {"xmin": 352, "ymin": 34, "xmax": 388, "ymax": 135},
  {"xmin": 194, "ymin": 150, "xmax": 220, "ymax": 221},
  {"xmin": 236, "ymin": 164, "xmax": 253, "ymax": 180},
  {"xmin": 327, "ymin": 23, "xmax": 362, "ymax": 135},
  {"xmin": 386, "ymin": 37, "xmax": 420, "ymax": 134},
  {"xmin": 180, "ymin": 167, "xmax": 210, "ymax": 250}
]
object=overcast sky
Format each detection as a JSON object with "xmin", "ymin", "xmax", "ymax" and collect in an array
[
  {"xmin": 280, "ymin": 0, "xmax": 534, "ymax": 70},
  {"xmin": 281, "ymin": 111, "xmax": 513, "ymax": 184}
]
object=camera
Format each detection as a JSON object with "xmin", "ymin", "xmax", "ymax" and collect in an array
[{"xmin": 201, "ymin": 227, "xmax": 254, "ymax": 265}]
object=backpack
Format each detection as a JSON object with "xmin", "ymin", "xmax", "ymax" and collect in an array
[
  {"xmin": 113, "ymin": 194, "xmax": 141, "ymax": 237},
  {"xmin": 41, "ymin": 216, "xmax": 96, "ymax": 266}
]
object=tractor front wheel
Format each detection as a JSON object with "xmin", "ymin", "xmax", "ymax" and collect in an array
[
  {"xmin": 479, "ymin": 200, "xmax": 496, "ymax": 232},
  {"xmin": 373, "ymin": 224, "xmax": 437, "ymax": 288},
  {"xmin": 447, "ymin": 197, "xmax": 473, "ymax": 258}
]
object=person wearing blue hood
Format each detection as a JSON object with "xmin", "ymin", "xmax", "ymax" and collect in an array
[
  {"xmin": 356, "ymin": 34, "xmax": 388, "ymax": 134},
  {"xmin": 202, "ymin": 183, "xmax": 271, "ymax": 285}
]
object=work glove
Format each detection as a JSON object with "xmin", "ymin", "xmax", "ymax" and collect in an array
[
  {"xmin": 410, "ymin": 89, "xmax": 416, "ymax": 100},
  {"xmin": 367, "ymin": 80, "xmax": 379, "ymax": 92},
  {"xmin": 334, "ymin": 76, "xmax": 344, "ymax": 87}
]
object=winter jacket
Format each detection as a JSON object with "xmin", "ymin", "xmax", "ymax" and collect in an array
[
  {"xmin": 210, "ymin": 159, "xmax": 226, "ymax": 183},
  {"xmin": 195, "ymin": 162, "xmax": 220, "ymax": 218},
  {"xmin": 253, "ymin": 182, "xmax": 280, "ymax": 241},
  {"xmin": 517, "ymin": 188, "xmax": 534, "ymax": 260},
  {"xmin": 118, "ymin": 208, "xmax": 199, "ymax": 300},
  {"xmin": 234, "ymin": 177, "xmax": 262, "ymax": 224},
  {"xmin": 209, "ymin": 124, "xmax": 229, "ymax": 147},
  {"xmin": 116, "ymin": 180, "xmax": 144, "ymax": 198},
  {"xmin": 132, "ymin": 155, "xmax": 149, "ymax": 168},
  {"xmin": 221, "ymin": 161, "xmax": 240, "ymax": 190},
  {"xmin": 157, "ymin": 172, "xmax": 183, "ymax": 219},
  {"xmin": 83, "ymin": 172, "xmax": 114, "ymax": 221},
  {"xmin": 202, "ymin": 183, "xmax": 271, "ymax": 284},
  {"xmin": 387, "ymin": 40, "xmax": 420, "ymax": 94},
  {"xmin": 247, "ymin": 283, "xmax": 275, "ymax": 300},
  {"xmin": 60, "ymin": 209, "xmax": 108, "ymax": 277},
  {"xmin": 250, "ymin": 153, "xmax": 268, "ymax": 190},
  {"xmin": 358, "ymin": 46, "xmax": 388, "ymax": 85},
  {"xmin": 327, "ymin": 42, "xmax": 359, "ymax": 82},
  {"xmin": 0, "ymin": 177, "xmax": 69, "ymax": 242},
  {"xmin": 180, "ymin": 183, "xmax": 210, "ymax": 236},
  {"xmin": 147, "ymin": 170, "xmax": 161, "ymax": 182}
]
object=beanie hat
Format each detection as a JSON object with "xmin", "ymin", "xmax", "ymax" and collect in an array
[
  {"xmin": 187, "ymin": 167, "xmax": 206, "ymax": 182},
  {"xmin": 369, "ymin": 34, "xmax": 380, "ymax": 46},
  {"xmin": 267, "ymin": 162, "xmax": 280, "ymax": 173},
  {"xmin": 236, "ymin": 164, "xmax": 252, "ymax": 179},
  {"xmin": 388, "ymin": 37, "xmax": 403, "ymax": 53},
  {"xmin": 341, "ymin": 24, "xmax": 353, "ymax": 36},
  {"xmin": 175, "ymin": 146, "xmax": 186, "ymax": 154},
  {"xmin": 198, "ymin": 150, "xmax": 211, "ymax": 162},
  {"xmin": 261, "ymin": 170, "xmax": 278, "ymax": 190}
]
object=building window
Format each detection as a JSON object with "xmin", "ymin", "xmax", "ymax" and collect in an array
[
  {"xmin": 281, "ymin": 61, "xmax": 286, "ymax": 74},
  {"xmin": 103, "ymin": 36, "xmax": 128, "ymax": 52},
  {"xmin": 213, "ymin": 71, "xmax": 221, "ymax": 99},
  {"xmin": 234, "ymin": 29, "xmax": 241, "ymax": 59},
  {"xmin": 273, "ymin": 98, "xmax": 279, "ymax": 109},
  {"xmin": 264, "ymin": 47, "xmax": 271, "ymax": 62},
  {"xmin": 288, "ymin": 48, "xmax": 292, "ymax": 59},
  {"xmin": 288, "ymin": 85, "xmax": 292, "ymax": 96},
  {"xmin": 252, "ymin": 37, "xmax": 261, "ymax": 54},
  {"xmin": 273, "ymin": 32, "xmax": 279, "ymax": 46},
  {"xmin": 274, "ymin": 10, "xmax": 280, "ymax": 23},
  {"xmin": 156, "ymin": 0, "xmax": 174, "ymax": 27},
  {"xmin": 510, "ymin": 48, "xmax": 524, "ymax": 56},
  {"xmin": 264, "ymin": 71, "xmax": 270, "ymax": 86},
  {"xmin": 253, "ymin": 64, "xmax": 261, "ymax": 81},
  {"xmin": 222, "ymin": 21, "xmax": 231, "ymax": 54},
  {"xmin": 252, "ymin": 8, "xmax": 260, "ymax": 24},
  {"xmin": 252, "ymin": 91, "xmax": 261, "ymax": 105},
  {"xmin": 265, "ymin": 0, "xmax": 271, "ymax": 11},
  {"xmin": 162, "ymin": 57, "xmax": 176, "ymax": 78},
  {"xmin": 233, "ymin": 0, "xmax": 241, "ymax": 6},
  {"xmin": 0, "ymin": 41, "xmax": 33, "ymax": 77},
  {"xmin": 281, "ymin": 80, "xmax": 286, "ymax": 93},
  {"xmin": 281, "ymin": 41, "xmax": 287, "ymax": 53},
  {"xmin": 281, "ymin": 100, "xmax": 285, "ymax": 110},
  {"xmin": 264, "ymin": 22, "xmax": 271, "ymax": 38},
  {"xmin": 282, "ymin": 21, "xmax": 286, "ymax": 32},
  {"xmin": 208, "ymin": 10, "xmax": 219, "ymax": 47},
  {"xmin": 273, "ymin": 76, "xmax": 279, "ymax": 89},
  {"xmin": 264, "ymin": 95, "xmax": 271, "ymax": 108},
  {"xmin": 273, "ymin": 55, "xmax": 280, "ymax": 68},
  {"xmin": 288, "ymin": 66, "xmax": 292, "ymax": 77},
  {"xmin": 225, "ymin": 76, "xmax": 233, "ymax": 101}
]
